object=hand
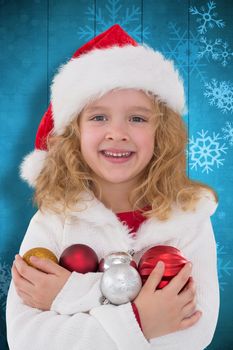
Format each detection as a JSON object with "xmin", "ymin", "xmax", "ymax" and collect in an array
[
  {"xmin": 12, "ymin": 254, "xmax": 71, "ymax": 311},
  {"xmin": 134, "ymin": 261, "xmax": 202, "ymax": 340}
]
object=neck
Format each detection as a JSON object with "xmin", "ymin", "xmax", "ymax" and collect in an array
[{"xmin": 94, "ymin": 181, "xmax": 137, "ymax": 213}]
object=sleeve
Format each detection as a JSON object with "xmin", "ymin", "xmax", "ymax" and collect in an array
[
  {"xmin": 51, "ymin": 271, "xmax": 144, "ymax": 330},
  {"xmin": 6, "ymin": 211, "xmax": 151, "ymax": 350},
  {"xmin": 149, "ymin": 194, "xmax": 220, "ymax": 350},
  {"xmin": 51, "ymin": 271, "xmax": 104, "ymax": 314}
]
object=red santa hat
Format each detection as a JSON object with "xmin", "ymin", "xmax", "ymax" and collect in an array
[{"xmin": 20, "ymin": 24, "xmax": 186, "ymax": 187}]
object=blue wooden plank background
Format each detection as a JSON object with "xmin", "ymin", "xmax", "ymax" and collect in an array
[{"xmin": 0, "ymin": 1, "xmax": 233, "ymax": 349}]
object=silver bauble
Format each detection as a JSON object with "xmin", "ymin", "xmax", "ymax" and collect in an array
[
  {"xmin": 100, "ymin": 263, "xmax": 142, "ymax": 305},
  {"xmin": 99, "ymin": 251, "xmax": 135, "ymax": 272}
]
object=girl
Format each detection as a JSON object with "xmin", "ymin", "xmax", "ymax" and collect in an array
[{"xmin": 6, "ymin": 24, "xmax": 219, "ymax": 350}]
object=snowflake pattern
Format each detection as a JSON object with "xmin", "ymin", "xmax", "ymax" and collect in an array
[
  {"xmin": 77, "ymin": 0, "xmax": 150, "ymax": 42},
  {"xmin": 198, "ymin": 37, "xmax": 233, "ymax": 67},
  {"xmin": 189, "ymin": 1, "xmax": 225, "ymax": 34},
  {"xmin": 222, "ymin": 121, "xmax": 233, "ymax": 146},
  {"xmin": 189, "ymin": 130, "xmax": 227, "ymax": 173},
  {"xmin": 0, "ymin": 259, "xmax": 11, "ymax": 310},
  {"xmin": 204, "ymin": 79, "xmax": 233, "ymax": 113},
  {"xmin": 216, "ymin": 41, "xmax": 233, "ymax": 67},
  {"xmin": 198, "ymin": 36, "xmax": 221, "ymax": 60},
  {"xmin": 217, "ymin": 244, "xmax": 233, "ymax": 291},
  {"xmin": 162, "ymin": 22, "xmax": 206, "ymax": 82}
]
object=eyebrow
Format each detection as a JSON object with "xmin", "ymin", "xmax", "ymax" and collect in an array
[{"xmin": 85, "ymin": 106, "xmax": 153, "ymax": 113}]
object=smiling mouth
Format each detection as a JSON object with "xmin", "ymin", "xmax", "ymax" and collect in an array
[{"xmin": 101, "ymin": 150, "xmax": 134, "ymax": 158}]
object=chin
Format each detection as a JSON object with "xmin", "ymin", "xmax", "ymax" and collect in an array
[{"xmin": 103, "ymin": 175, "xmax": 138, "ymax": 185}]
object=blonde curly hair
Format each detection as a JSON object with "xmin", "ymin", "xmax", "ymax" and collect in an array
[{"xmin": 34, "ymin": 90, "xmax": 218, "ymax": 220}]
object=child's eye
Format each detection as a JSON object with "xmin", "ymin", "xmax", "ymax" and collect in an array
[
  {"xmin": 130, "ymin": 116, "xmax": 146, "ymax": 122},
  {"xmin": 91, "ymin": 115, "xmax": 107, "ymax": 121}
]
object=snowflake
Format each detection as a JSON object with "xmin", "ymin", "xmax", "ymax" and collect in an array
[
  {"xmin": 217, "ymin": 244, "xmax": 233, "ymax": 291},
  {"xmin": 162, "ymin": 22, "xmax": 206, "ymax": 82},
  {"xmin": 0, "ymin": 259, "xmax": 11, "ymax": 310},
  {"xmin": 189, "ymin": 1, "xmax": 225, "ymax": 34},
  {"xmin": 198, "ymin": 37, "xmax": 233, "ymax": 67},
  {"xmin": 198, "ymin": 37, "xmax": 221, "ymax": 61},
  {"xmin": 216, "ymin": 41, "xmax": 233, "ymax": 67},
  {"xmin": 77, "ymin": 0, "xmax": 150, "ymax": 42},
  {"xmin": 222, "ymin": 121, "xmax": 233, "ymax": 146},
  {"xmin": 204, "ymin": 79, "xmax": 233, "ymax": 113},
  {"xmin": 189, "ymin": 130, "xmax": 227, "ymax": 173}
]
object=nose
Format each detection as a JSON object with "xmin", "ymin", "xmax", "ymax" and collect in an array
[{"xmin": 105, "ymin": 121, "xmax": 129, "ymax": 141}]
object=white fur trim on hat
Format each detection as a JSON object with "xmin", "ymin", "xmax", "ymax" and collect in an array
[
  {"xmin": 20, "ymin": 149, "xmax": 48, "ymax": 187},
  {"xmin": 51, "ymin": 45, "xmax": 186, "ymax": 135}
]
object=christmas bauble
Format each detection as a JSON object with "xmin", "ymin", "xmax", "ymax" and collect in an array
[
  {"xmin": 138, "ymin": 245, "xmax": 188, "ymax": 289},
  {"xmin": 23, "ymin": 247, "xmax": 58, "ymax": 268},
  {"xmin": 98, "ymin": 251, "xmax": 137, "ymax": 272},
  {"xmin": 100, "ymin": 264, "xmax": 142, "ymax": 305},
  {"xmin": 59, "ymin": 244, "xmax": 99, "ymax": 273}
]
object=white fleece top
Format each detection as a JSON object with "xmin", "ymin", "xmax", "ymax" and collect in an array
[{"xmin": 6, "ymin": 189, "xmax": 219, "ymax": 350}]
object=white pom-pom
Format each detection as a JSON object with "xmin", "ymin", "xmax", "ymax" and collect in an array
[{"xmin": 20, "ymin": 149, "xmax": 48, "ymax": 187}]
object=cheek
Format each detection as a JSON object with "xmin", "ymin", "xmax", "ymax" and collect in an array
[
  {"xmin": 137, "ymin": 131, "xmax": 155, "ymax": 155},
  {"xmin": 80, "ymin": 129, "xmax": 102, "ymax": 163},
  {"xmin": 80, "ymin": 129, "xmax": 98, "ymax": 148}
]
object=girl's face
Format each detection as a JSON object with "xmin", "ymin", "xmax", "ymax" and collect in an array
[{"xmin": 79, "ymin": 89, "xmax": 156, "ymax": 191}]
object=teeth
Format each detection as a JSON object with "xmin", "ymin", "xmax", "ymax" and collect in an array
[{"xmin": 103, "ymin": 151, "xmax": 132, "ymax": 158}]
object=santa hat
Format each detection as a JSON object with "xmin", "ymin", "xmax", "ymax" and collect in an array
[{"xmin": 20, "ymin": 24, "xmax": 186, "ymax": 187}]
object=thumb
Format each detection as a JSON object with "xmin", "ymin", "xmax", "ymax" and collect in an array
[
  {"xmin": 143, "ymin": 261, "xmax": 165, "ymax": 292},
  {"xmin": 30, "ymin": 256, "xmax": 59, "ymax": 274}
]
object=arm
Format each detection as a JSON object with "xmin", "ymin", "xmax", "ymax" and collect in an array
[
  {"xmin": 6, "ymin": 211, "xmax": 150, "ymax": 350},
  {"xmin": 11, "ymin": 253, "xmax": 103, "ymax": 313},
  {"xmin": 7, "ymin": 281, "xmax": 150, "ymax": 350},
  {"xmin": 15, "ymin": 210, "xmax": 107, "ymax": 313},
  {"xmin": 51, "ymin": 270, "xmax": 103, "ymax": 313},
  {"xmin": 149, "ymin": 204, "xmax": 219, "ymax": 349}
]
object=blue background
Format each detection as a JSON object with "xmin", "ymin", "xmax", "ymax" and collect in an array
[{"xmin": 0, "ymin": 0, "xmax": 233, "ymax": 349}]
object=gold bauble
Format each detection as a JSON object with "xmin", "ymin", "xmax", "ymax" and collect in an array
[{"xmin": 23, "ymin": 247, "xmax": 58, "ymax": 268}]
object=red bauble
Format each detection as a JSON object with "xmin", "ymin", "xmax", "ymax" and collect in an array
[
  {"xmin": 138, "ymin": 245, "xmax": 188, "ymax": 289},
  {"xmin": 59, "ymin": 244, "xmax": 99, "ymax": 273}
]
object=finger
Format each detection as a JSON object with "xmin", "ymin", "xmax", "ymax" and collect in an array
[
  {"xmin": 143, "ymin": 261, "xmax": 165, "ymax": 292},
  {"xmin": 178, "ymin": 278, "xmax": 196, "ymax": 305},
  {"xmin": 181, "ymin": 299, "xmax": 197, "ymax": 319},
  {"xmin": 165, "ymin": 262, "xmax": 192, "ymax": 295},
  {"xmin": 16, "ymin": 290, "xmax": 36, "ymax": 308},
  {"xmin": 16, "ymin": 287, "xmax": 34, "ymax": 302},
  {"xmin": 29, "ymin": 256, "xmax": 61, "ymax": 275},
  {"xmin": 12, "ymin": 262, "xmax": 34, "ymax": 289},
  {"xmin": 181, "ymin": 276, "xmax": 194, "ymax": 292},
  {"xmin": 179, "ymin": 311, "xmax": 202, "ymax": 330},
  {"xmin": 15, "ymin": 255, "xmax": 45, "ymax": 285}
]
